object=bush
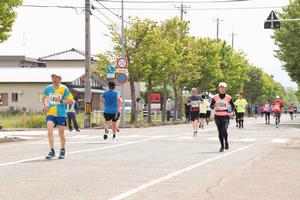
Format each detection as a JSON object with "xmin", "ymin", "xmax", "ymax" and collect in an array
[{"xmin": 26, "ymin": 115, "xmax": 46, "ymax": 128}]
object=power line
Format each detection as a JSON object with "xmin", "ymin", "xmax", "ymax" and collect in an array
[
  {"xmin": 92, "ymin": 5, "xmax": 120, "ymax": 27},
  {"xmin": 94, "ymin": 0, "xmax": 251, "ymax": 4},
  {"xmin": 93, "ymin": 0, "xmax": 132, "ymax": 25},
  {"xmin": 92, "ymin": 13, "xmax": 109, "ymax": 27},
  {"xmin": 21, "ymin": 4, "xmax": 295, "ymax": 11}
]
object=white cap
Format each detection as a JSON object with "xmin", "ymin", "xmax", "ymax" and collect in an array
[
  {"xmin": 219, "ymin": 82, "xmax": 227, "ymax": 88},
  {"xmin": 51, "ymin": 73, "xmax": 61, "ymax": 78},
  {"xmin": 276, "ymin": 95, "xmax": 280, "ymax": 99}
]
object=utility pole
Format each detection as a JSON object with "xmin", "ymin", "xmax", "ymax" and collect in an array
[
  {"xmin": 230, "ymin": 32, "xmax": 238, "ymax": 49},
  {"xmin": 120, "ymin": 0, "xmax": 126, "ymax": 125},
  {"xmin": 84, "ymin": 0, "xmax": 92, "ymax": 128},
  {"xmin": 213, "ymin": 18, "xmax": 224, "ymax": 40},
  {"xmin": 175, "ymin": 4, "xmax": 190, "ymax": 21}
]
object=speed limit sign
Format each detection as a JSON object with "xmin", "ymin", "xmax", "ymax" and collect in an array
[{"xmin": 116, "ymin": 57, "xmax": 128, "ymax": 69}]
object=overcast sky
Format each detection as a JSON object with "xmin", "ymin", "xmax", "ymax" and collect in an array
[{"xmin": 0, "ymin": 0, "xmax": 297, "ymax": 88}]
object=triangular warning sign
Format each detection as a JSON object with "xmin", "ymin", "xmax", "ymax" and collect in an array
[
  {"xmin": 266, "ymin": 10, "xmax": 279, "ymax": 21},
  {"xmin": 264, "ymin": 10, "xmax": 281, "ymax": 29}
]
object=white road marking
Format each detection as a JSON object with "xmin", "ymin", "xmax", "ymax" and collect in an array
[
  {"xmin": 109, "ymin": 144, "xmax": 255, "ymax": 200},
  {"xmin": 0, "ymin": 137, "xmax": 160, "ymax": 168},
  {"xmin": 0, "ymin": 130, "xmax": 206, "ymax": 168},
  {"xmin": 239, "ymin": 138, "xmax": 256, "ymax": 142},
  {"xmin": 271, "ymin": 138, "xmax": 288, "ymax": 144}
]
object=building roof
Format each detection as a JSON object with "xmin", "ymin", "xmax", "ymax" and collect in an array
[
  {"xmin": 39, "ymin": 48, "xmax": 95, "ymax": 61},
  {"xmin": 0, "ymin": 67, "xmax": 85, "ymax": 83},
  {"xmin": 0, "ymin": 56, "xmax": 44, "ymax": 63}
]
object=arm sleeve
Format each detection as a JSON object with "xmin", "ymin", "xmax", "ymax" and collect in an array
[
  {"xmin": 210, "ymin": 98, "xmax": 216, "ymax": 110},
  {"xmin": 74, "ymin": 101, "xmax": 79, "ymax": 111},
  {"xmin": 229, "ymin": 99, "xmax": 235, "ymax": 112}
]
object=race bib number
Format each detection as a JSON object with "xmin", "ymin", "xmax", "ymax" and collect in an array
[
  {"xmin": 238, "ymin": 104, "xmax": 244, "ymax": 108},
  {"xmin": 216, "ymin": 100, "xmax": 228, "ymax": 110},
  {"xmin": 191, "ymin": 101, "xmax": 200, "ymax": 108},
  {"xmin": 274, "ymin": 105, "xmax": 280, "ymax": 110},
  {"xmin": 49, "ymin": 93, "xmax": 62, "ymax": 105}
]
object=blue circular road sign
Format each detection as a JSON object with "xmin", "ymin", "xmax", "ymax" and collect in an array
[{"xmin": 116, "ymin": 73, "xmax": 128, "ymax": 84}]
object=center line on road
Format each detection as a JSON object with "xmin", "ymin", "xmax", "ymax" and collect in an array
[{"xmin": 109, "ymin": 143, "xmax": 255, "ymax": 200}]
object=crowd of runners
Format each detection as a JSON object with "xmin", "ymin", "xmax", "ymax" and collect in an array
[{"xmin": 41, "ymin": 74, "xmax": 298, "ymax": 159}]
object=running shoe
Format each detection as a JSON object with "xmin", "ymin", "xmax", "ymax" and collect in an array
[
  {"xmin": 113, "ymin": 134, "xmax": 118, "ymax": 141},
  {"xmin": 225, "ymin": 142, "xmax": 229, "ymax": 150},
  {"xmin": 104, "ymin": 129, "xmax": 109, "ymax": 140},
  {"xmin": 45, "ymin": 151, "xmax": 55, "ymax": 160},
  {"xmin": 103, "ymin": 134, "xmax": 108, "ymax": 140},
  {"xmin": 193, "ymin": 131, "xmax": 198, "ymax": 137},
  {"xmin": 219, "ymin": 147, "xmax": 224, "ymax": 152},
  {"xmin": 58, "ymin": 149, "xmax": 65, "ymax": 159}
]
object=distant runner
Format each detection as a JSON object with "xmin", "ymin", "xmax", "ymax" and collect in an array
[
  {"xmin": 199, "ymin": 94, "xmax": 209, "ymax": 129},
  {"xmin": 234, "ymin": 94, "xmax": 248, "ymax": 129},
  {"xmin": 273, "ymin": 96, "xmax": 284, "ymax": 128},
  {"xmin": 187, "ymin": 88, "xmax": 201, "ymax": 136},
  {"xmin": 101, "ymin": 82, "xmax": 122, "ymax": 140},
  {"xmin": 263, "ymin": 99, "xmax": 272, "ymax": 125},
  {"xmin": 288, "ymin": 103, "xmax": 296, "ymax": 120}
]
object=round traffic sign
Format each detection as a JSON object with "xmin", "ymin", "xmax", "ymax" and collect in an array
[
  {"xmin": 116, "ymin": 57, "xmax": 128, "ymax": 69},
  {"xmin": 116, "ymin": 73, "xmax": 128, "ymax": 84},
  {"xmin": 107, "ymin": 65, "xmax": 115, "ymax": 74}
]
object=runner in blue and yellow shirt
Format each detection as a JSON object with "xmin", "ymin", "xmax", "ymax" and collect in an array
[{"xmin": 42, "ymin": 73, "xmax": 73, "ymax": 159}]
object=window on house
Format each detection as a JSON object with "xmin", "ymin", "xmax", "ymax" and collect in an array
[
  {"xmin": 12, "ymin": 93, "xmax": 18, "ymax": 102},
  {"xmin": 0, "ymin": 93, "xmax": 8, "ymax": 106}
]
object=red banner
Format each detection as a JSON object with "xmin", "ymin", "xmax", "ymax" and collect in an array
[{"xmin": 150, "ymin": 93, "xmax": 161, "ymax": 103}]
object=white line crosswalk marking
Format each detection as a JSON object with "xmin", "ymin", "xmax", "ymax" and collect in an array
[{"xmin": 271, "ymin": 138, "xmax": 289, "ymax": 144}]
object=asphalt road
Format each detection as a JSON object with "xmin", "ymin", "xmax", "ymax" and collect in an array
[{"xmin": 0, "ymin": 115, "xmax": 299, "ymax": 200}]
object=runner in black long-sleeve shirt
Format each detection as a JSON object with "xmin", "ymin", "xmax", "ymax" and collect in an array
[{"xmin": 210, "ymin": 82, "xmax": 235, "ymax": 152}]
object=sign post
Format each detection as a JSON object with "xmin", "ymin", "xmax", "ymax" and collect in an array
[{"xmin": 116, "ymin": 57, "xmax": 129, "ymax": 125}]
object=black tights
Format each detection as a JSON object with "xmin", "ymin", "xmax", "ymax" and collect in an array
[
  {"xmin": 215, "ymin": 116, "xmax": 230, "ymax": 148},
  {"xmin": 265, "ymin": 112, "xmax": 270, "ymax": 122}
]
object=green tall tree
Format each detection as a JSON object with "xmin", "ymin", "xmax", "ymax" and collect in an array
[
  {"xmin": 219, "ymin": 42, "xmax": 250, "ymax": 96},
  {"xmin": 0, "ymin": 0, "xmax": 22, "ymax": 42},
  {"xmin": 160, "ymin": 17, "xmax": 190, "ymax": 120},
  {"xmin": 273, "ymin": 0, "xmax": 300, "ymax": 84}
]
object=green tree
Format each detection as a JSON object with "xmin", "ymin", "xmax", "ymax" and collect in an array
[
  {"xmin": 187, "ymin": 38, "xmax": 222, "ymax": 93},
  {"xmin": 285, "ymin": 87, "xmax": 299, "ymax": 105},
  {"xmin": 0, "ymin": 0, "xmax": 23, "ymax": 42},
  {"xmin": 219, "ymin": 42, "xmax": 250, "ymax": 96},
  {"xmin": 273, "ymin": 0, "xmax": 300, "ymax": 84},
  {"xmin": 160, "ymin": 17, "xmax": 191, "ymax": 120},
  {"xmin": 93, "ymin": 52, "xmax": 114, "ymax": 80}
]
